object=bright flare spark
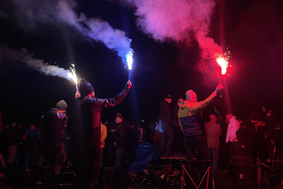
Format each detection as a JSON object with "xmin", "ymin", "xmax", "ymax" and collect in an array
[
  {"xmin": 126, "ymin": 50, "xmax": 133, "ymax": 70},
  {"xmin": 68, "ymin": 64, "xmax": 78, "ymax": 83},
  {"xmin": 216, "ymin": 55, "xmax": 228, "ymax": 75}
]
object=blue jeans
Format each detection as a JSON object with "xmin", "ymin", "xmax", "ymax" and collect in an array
[
  {"xmin": 161, "ymin": 126, "xmax": 175, "ymax": 156},
  {"xmin": 208, "ymin": 147, "xmax": 219, "ymax": 176},
  {"xmin": 25, "ymin": 154, "xmax": 37, "ymax": 170}
]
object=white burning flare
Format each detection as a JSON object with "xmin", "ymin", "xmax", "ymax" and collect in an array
[
  {"xmin": 216, "ymin": 57, "xmax": 228, "ymax": 75},
  {"xmin": 126, "ymin": 50, "xmax": 133, "ymax": 70},
  {"xmin": 67, "ymin": 64, "xmax": 78, "ymax": 91}
]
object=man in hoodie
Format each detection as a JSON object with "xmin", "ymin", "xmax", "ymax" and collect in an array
[
  {"xmin": 71, "ymin": 78, "xmax": 131, "ymax": 189},
  {"xmin": 41, "ymin": 100, "xmax": 67, "ymax": 174},
  {"xmin": 178, "ymin": 83, "xmax": 223, "ymax": 160},
  {"xmin": 159, "ymin": 94, "xmax": 174, "ymax": 157}
]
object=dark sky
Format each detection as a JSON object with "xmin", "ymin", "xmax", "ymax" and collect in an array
[{"xmin": 0, "ymin": 0, "xmax": 283, "ymax": 127}]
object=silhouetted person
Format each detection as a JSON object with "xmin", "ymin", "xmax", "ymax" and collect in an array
[
  {"xmin": 236, "ymin": 112, "xmax": 257, "ymax": 157},
  {"xmin": 6, "ymin": 121, "xmax": 18, "ymax": 163},
  {"xmin": 23, "ymin": 124, "xmax": 40, "ymax": 171},
  {"xmin": 218, "ymin": 115, "xmax": 229, "ymax": 173},
  {"xmin": 41, "ymin": 100, "xmax": 67, "ymax": 174},
  {"xmin": 99, "ymin": 122, "xmax": 107, "ymax": 167},
  {"xmin": 159, "ymin": 94, "xmax": 174, "ymax": 157},
  {"xmin": 205, "ymin": 114, "xmax": 221, "ymax": 177},
  {"xmin": 70, "ymin": 78, "xmax": 131, "ymax": 189},
  {"xmin": 114, "ymin": 115, "xmax": 126, "ymax": 170},
  {"xmin": 265, "ymin": 110, "xmax": 282, "ymax": 162},
  {"xmin": 173, "ymin": 98, "xmax": 184, "ymax": 156}
]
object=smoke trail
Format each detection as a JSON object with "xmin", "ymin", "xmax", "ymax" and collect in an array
[
  {"xmin": 0, "ymin": 0, "xmax": 132, "ymax": 65},
  {"xmin": 0, "ymin": 45, "xmax": 72, "ymax": 80},
  {"xmin": 120, "ymin": 0, "xmax": 223, "ymax": 68}
]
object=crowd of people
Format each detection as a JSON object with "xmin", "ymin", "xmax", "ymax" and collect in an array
[{"xmin": 0, "ymin": 80, "xmax": 282, "ymax": 188}]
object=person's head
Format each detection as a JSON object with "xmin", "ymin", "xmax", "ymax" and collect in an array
[
  {"xmin": 177, "ymin": 98, "xmax": 184, "ymax": 107},
  {"xmin": 225, "ymin": 110, "xmax": 234, "ymax": 121},
  {"xmin": 79, "ymin": 78, "xmax": 95, "ymax": 97},
  {"xmin": 55, "ymin": 100, "xmax": 67, "ymax": 110},
  {"xmin": 3, "ymin": 123, "xmax": 9, "ymax": 129},
  {"xmin": 249, "ymin": 111, "xmax": 260, "ymax": 123},
  {"xmin": 115, "ymin": 115, "xmax": 124, "ymax": 124},
  {"xmin": 185, "ymin": 90, "xmax": 197, "ymax": 102},
  {"xmin": 164, "ymin": 95, "xmax": 172, "ymax": 104},
  {"xmin": 209, "ymin": 114, "xmax": 217, "ymax": 123}
]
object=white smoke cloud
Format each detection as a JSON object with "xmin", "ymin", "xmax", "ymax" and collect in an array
[
  {"xmin": 0, "ymin": 45, "xmax": 72, "ymax": 80},
  {"xmin": 1, "ymin": 0, "xmax": 132, "ymax": 64}
]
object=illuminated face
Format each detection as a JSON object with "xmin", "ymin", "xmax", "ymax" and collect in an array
[
  {"xmin": 177, "ymin": 99, "xmax": 184, "ymax": 106},
  {"xmin": 90, "ymin": 92, "xmax": 95, "ymax": 98},
  {"xmin": 165, "ymin": 98, "xmax": 172, "ymax": 104},
  {"xmin": 226, "ymin": 114, "xmax": 233, "ymax": 121},
  {"xmin": 189, "ymin": 96, "xmax": 198, "ymax": 103},
  {"xmin": 115, "ymin": 117, "xmax": 122, "ymax": 124},
  {"xmin": 210, "ymin": 115, "xmax": 217, "ymax": 122}
]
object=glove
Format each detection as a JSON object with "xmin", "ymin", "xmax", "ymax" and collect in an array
[
  {"xmin": 215, "ymin": 83, "xmax": 224, "ymax": 94},
  {"xmin": 125, "ymin": 80, "xmax": 132, "ymax": 90}
]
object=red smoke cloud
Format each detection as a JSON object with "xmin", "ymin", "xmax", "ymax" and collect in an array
[{"xmin": 121, "ymin": 0, "xmax": 224, "ymax": 75}]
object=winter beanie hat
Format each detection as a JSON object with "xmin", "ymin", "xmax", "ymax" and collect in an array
[
  {"xmin": 79, "ymin": 78, "xmax": 94, "ymax": 96},
  {"xmin": 55, "ymin": 100, "xmax": 67, "ymax": 109},
  {"xmin": 185, "ymin": 90, "xmax": 197, "ymax": 100}
]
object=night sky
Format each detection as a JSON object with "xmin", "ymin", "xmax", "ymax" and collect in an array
[{"xmin": 0, "ymin": 0, "xmax": 283, "ymax": 128}]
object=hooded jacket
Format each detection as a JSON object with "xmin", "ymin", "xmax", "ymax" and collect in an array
[{"xmin": 178, "ymin": 92, "xmax": 216, "ymax": 136}]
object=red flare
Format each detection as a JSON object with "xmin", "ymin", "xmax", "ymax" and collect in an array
[{"xmin": 215, "ymin": 54, "xmax": 228, "ymax": 75}]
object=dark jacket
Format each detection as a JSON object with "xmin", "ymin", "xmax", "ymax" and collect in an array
[
  {"xmin": 236, "ymin": 118, "xmax": 256, "ymax": 156},
  {"xmin": 106, "ymin": 121, "xmax": 117, "ymax": 145},
  {"xmin": 265, "ymin": 112, "xmax": 282, "ymax": 148},
  {"xmin": 159, "ymin": 99, "xmax": 173, "ymax": 128},
  {"xmin": 42, "ymin": 107, "xmax": 65, "ymax": 143},
  {"xmin": 115, "ymin": 122, "xmax": 127, "ymax": 149},
  {"xmin": 74, "ymin": 88, "xmax": 129, "ymax": 146}
]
